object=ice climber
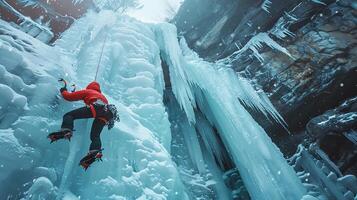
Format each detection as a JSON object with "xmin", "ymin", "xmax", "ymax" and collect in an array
[{"xmin": 48, "ymin": 79, "xmax": 120, "ymax": 170}]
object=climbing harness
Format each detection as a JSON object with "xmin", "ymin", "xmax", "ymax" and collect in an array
[
  {"xmin": 91, "ymin": 102, "xmax": 120, "ymax": 130},
  {"xmin": 94, "ymin": 32, "xmax": 109, "ymax": 81}
]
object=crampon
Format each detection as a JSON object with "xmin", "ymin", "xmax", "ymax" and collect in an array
[
  {"xmin": 79, "ymin": 149, "xmax": 103, "ymax": 171},
  {"xmin": 47, "ymin": 130, "xmax": 73, "ymax": 143}
]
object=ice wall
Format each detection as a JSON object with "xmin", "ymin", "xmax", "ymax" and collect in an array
[
  {"xmin": 0, "ymin": 17, "xmax": 73, "ymax": 199},
  {"xmin": 156, "ymin": 23, "xmax": 307, "ymax": 200},
  {"xmin": 0, "ymin": 11, "xmax": 188, "ymax": 199},
  {"xmin": 165, "ymin": 89, "xmax": 233, "ymax": 200},
  {"xmin": 54, "ymin": 11, "xmax": 188, "ymax": 199}
]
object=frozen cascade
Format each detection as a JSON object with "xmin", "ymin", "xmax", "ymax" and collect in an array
[
  {"xmin": 156, "ymin": 24, "xmax": 307, "ymax": 199},
  {"xmin": 0, "ymin": 8, "xmax": 309, "ymax": 199},
  {"xmin": 0, "ymin": 11, "xmax": 188, "ymax": 199},
  {"xmin": 53, "ymin": 11, "xmax": 188, "ymax": 199},
  {"xmin": 165, "ymin": 87, "xmax": 236, "ymax": 199}
]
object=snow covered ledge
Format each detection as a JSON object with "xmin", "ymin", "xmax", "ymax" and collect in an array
[
  {"xmin": 0, "ymin": 1, "xmax": 54, "ymax": 44},
  {"xmin": 17, "ymin": 19, "xmax": 54, "ymax": 44}
]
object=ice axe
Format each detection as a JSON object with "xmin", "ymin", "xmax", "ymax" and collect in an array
[
  {"xmin": 58, "ymin": 78, "xmax": 76, "ymax": 92},
  {"xmin": 58, "ymin": 78, "xmax": 67, "ymax": 88}
]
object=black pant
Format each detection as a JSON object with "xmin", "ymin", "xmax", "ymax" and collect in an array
[{"xmin": 61, "ymin": 104, "xmax": 112, "ymax": 150}]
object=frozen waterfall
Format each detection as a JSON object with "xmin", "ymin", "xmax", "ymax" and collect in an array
[
  {"xmin": 156, "ymin": 24, "xmax": 306, "ymax": 199},
  {"xmin": 0, "ymin": 11, "xmax": 188, "ymax": 200},
  {"xmin": 0, "ymin": 10, "xmax": 307, "ymax": 200}
]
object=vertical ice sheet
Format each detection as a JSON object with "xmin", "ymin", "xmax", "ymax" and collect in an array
[
  {"xmin": 165, "ymin": 90, "xmax": 231, "ymax": 199},
  {"xmin": 156, "ymin": 23, "xmax": 306, "ymax": 199},
  {"xmin": 195, "ymin": 111, "xmax": 228, "ymax": 170},
  {"xmin": 55, "ymin": 11, "xmax": 188, "ymax": 199},
  {"xmin": 0, "ymin": 11, "xmax": 188, "ymax": 199}
]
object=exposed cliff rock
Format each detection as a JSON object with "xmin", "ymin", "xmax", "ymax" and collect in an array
[{"xmin": 307, "ymin": 97, "xmax": 357, "ymax": 175}]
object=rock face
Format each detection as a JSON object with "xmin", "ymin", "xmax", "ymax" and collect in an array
[
  {"xmin": 174, "ymin": 0, "xmax": 357, "ymax": 172},
  {"xmin": 0, "ymin": 0, "xmax": 94, "ymax": 42},
  {"xmin": 307, "ymin": 97, "xmax": 357, "ymax": 175}
]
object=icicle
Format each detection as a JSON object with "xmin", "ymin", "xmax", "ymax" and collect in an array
[
  {"xmin": 155, "ymin": 23, "xmax": 197, "ymax": 123},
  {"xmin": 232, "ymin": 32, "xmax": 294, "ymax": 63},
  {"xmin": 261, "ymin": 0, "xmax": 272, "ymax": 13},
  {"xmin": 311, "ymin": 0, "xmax": 327, "ymax": 5}
]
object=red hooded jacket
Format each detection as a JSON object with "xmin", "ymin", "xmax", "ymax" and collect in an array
[{"xmin": 61, "ymin": 81, "xmax": 109, "ymax": 117}]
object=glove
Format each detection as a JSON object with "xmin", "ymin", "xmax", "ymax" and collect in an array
[{"xmin": 60, "ymin": 87, "xmax": 67, "ymax": 93}]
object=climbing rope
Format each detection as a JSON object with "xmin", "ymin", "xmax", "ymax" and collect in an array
[
  {"xmin": 58, "ymin": 31, "xmax": 109, "ymax": 91},
  {"xmin": 94, "ymin": 32, "xmax": 109, "ymax": 81}
]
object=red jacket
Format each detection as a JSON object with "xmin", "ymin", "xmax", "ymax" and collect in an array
[{"xmin": 61, "ymin": 81, "xmax": 109, "ymax": 117}]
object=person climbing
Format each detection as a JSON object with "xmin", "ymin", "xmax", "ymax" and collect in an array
[{"xmin": 48, "ymin": 79, "xmax": 119, "ymax": 170}]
